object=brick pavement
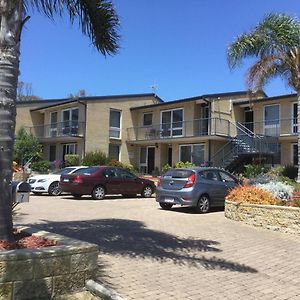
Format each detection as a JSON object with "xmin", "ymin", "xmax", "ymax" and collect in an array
[{"xmin": 17, "ymin": 195, "xmax": 300, "ymax": 300}]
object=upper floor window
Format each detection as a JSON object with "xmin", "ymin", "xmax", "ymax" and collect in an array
[
  {"xmin": 62, "ymin": 108, "xmax": 79, "ymax": 135},
  {"xmin": 293, "ymin": 103, "xmax": 298, "ymax": 134},
  {"xmin": 161, "ymin": 108, "xmax": 184, "ymax": 137},
  {"xmin": 143, "ymin": 113, "xmax": 153, "ymax": 126},
  {"xmin": 109, "ymin": 109, "xmax": 121, "ymax": 139},
  {"xmin": 264, "ymin": 104, "xmax": 279, "ymax": 136},
  {"xmin": 49, "ymin": 111, "xmax": 58, "ymax": 137}
]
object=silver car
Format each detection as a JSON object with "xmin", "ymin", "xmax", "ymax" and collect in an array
[{"xmin": 156, "ymin": 167, "xmax": 239, "ymax": 213}]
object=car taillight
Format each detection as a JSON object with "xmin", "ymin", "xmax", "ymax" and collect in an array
[
  {"xmin": 183, "ymin": 173, "xmax": 196, "ymax": 188},
  {"xmin": 73, "ymin": 176, "xmax": 83, "ymax": 183},
  {"xmin": 157, "ymin": 177, "xmax": 161, "ymax": 186}
]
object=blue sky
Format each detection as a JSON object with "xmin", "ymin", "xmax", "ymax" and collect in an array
[{"xmin": 20, "ymin": 0, "xmax": 300, "ymax": 101}]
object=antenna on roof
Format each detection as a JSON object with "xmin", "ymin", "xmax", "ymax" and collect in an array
[{"xmin": 150, "ymin": 84, "xmax": 158, "ymax": 96}]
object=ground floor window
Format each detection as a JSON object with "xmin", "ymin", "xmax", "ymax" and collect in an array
[
  {"xmin": 292, "ymin": 143, "xmax": 298, "ymax": 166},
  {"xmin": 63, "ymin": 143, "xmax": 77, "ymax": 156},
  {"xmin": 109, "ymin": 144, "xmax": 120, "ymax": 160},
  {"xmin": 179, "ymin": 144, "xmax": 205, "ymax": 166}
]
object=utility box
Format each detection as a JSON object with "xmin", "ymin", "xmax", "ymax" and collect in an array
[{"xmin": 12, "ymin": 181, "xmax": 31, "ymax": 203}]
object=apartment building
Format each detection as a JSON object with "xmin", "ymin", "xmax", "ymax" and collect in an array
[{"xmin": 15, "ymin": 91, "xmax": 299, "ymax": 173}]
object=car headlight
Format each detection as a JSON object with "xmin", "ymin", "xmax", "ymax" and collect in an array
[{"xmin": 37, "ymin": 179, "xmax": 48, "ymax": 183}]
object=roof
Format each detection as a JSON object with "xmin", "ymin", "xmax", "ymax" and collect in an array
[
  {"xmin": 130, "ymin": 90, "xmax": 255, "ymax": 111},
  {"xmin": 17, "ymin": 93, "xmax": 163, "ymax": 112},
  {"xmin": 234, "ymin": 93, "xmax": 297, "ymax": 106}
]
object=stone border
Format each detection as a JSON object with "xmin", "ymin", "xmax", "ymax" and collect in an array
[
  {"xmin": 225, "ymin": 200, "xmax": 300, "ymax": 235},
  {"xmin": 0, "ymin": 226, "xmax": 99, "ymax": 300}
]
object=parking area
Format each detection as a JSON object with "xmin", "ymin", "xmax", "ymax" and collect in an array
[{"xmin": 17, "ymin": 194, "xmax": 300, "ymax": 300}]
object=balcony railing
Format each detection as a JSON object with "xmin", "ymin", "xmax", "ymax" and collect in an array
[
  {"xmin": 127, "ymin": 118, "xmax": 237, "ymax": 142},
  {"xmin": 26, "ymin": 121, "xmax": 85, "ymax": 139}
]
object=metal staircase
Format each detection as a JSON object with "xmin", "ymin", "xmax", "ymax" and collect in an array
[{"xmin": 212, "ymin": 122, "xmax": 279, "ymax": 172}]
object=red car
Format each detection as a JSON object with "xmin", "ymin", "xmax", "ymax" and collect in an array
[{"xmin": 59, "ymin": 166, "xmax": 156, "ymax": 200}]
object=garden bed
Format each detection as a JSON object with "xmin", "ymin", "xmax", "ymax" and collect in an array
[
  {"xmin": 225, "ymin": 200, "xmax": 300, "ymax": 235},
  {"xmin": 0, "ymin": 227, "xmax": 98, "ymax": 299}
]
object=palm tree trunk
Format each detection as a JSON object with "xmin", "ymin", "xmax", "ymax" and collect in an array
[{"xmin": 0, "ymin": 0, "xmax": 23, "ymax": 242}]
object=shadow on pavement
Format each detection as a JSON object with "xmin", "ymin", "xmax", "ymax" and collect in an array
[
  {"xmin": 168, "ymin": 206, "xmax": 224, "ymax": 214},
  {"xmin": 32, "ymin": 218, "xmax": 257, "ymax": 273}
]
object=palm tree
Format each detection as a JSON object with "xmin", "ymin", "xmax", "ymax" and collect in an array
[
  {"xmin": 0, "ymin": 0, "xmax": 120, "ymax": 242},
  {"xmin": 227, "ymin": 13, "xmax": 300, "ymax": 182}
]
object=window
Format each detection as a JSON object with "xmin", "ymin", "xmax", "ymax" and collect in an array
[
  {"xmin": 49, "ymin": 112, "xmax": 57, "ymax": 137},
  {"xmin": 116, "ymin": 168, "xmax": 136, "ymax": 179},
  {"xmin": 161, "ymin": 108, "xmax": 183, "ymax": 137},
  {"xmin": 143, "ymin": 113, "xmax": 153, "ymax": 126},
  {"xmin": 264, "ymin": 104, "xmax": 279, "ymax": 136},
  {"xmin": 199, "ymin": 170, "xmax": 218, "ymax": 181},
  {"xmin": 179, "ymin": 144, "xmax": 205, "ymax": 166},
  {"xmin": 292, "ymin": 144, "xmax": 298, "ymax": 166},
  {"xmin": 293, "ymin": 103, "xmax": 298, "ymax": 134},
  {"xmin": 109, "ymin": 110, "xmax": 121, "ymax": 139},
  {"xmin": 219, "ymin": 171, "xmax": 237, "ymax": 183},
  {"xmin": 63, "ymin": 143, "xmax": 77, "ymax": 156},
  {"xmin": 108, "ymin": 144, "xmax": 120, "ymax": 160},
  {"xmin": 62, "ymin": 108, "xmax": 79, "ymax": 135}
]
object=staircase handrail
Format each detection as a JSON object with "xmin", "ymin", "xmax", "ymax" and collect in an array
[{"xmin": 236, "ymin": 121, "xmax": 260, "ymax": 138}]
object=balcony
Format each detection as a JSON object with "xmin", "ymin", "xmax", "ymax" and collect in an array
[
  {"xmin": 127, "ymin": 118, "xmax": 236, "ymax": 142},
  {"xmin": 26, "ymin": 121, "xmax": 85, "ymax": 140}
]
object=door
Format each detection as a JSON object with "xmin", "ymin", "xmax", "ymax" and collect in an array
[
  {"xmin": 147, "ymin": 147, "xmax": 155, "ymax": 174},
  {"xmin": 168, "ymin": 146, "xmax": 172, "ymax": 166},
  {"xmin": 117, "ymin": 168, "xmax": 141, "ymax": 194},
  {"xmin": 200, "ymin": 104, "xmax": 209, "ymax": 135},
  {"xmin": 218, "ymin": 171, "xmax": 238, "ymax": 204},
  {"xmin": 50, "ymin": 112, "xmax": 58, "ymax": 137},
  {"xmin": 103, "ymin": 167, "xmax": 124, "ymax": 194},
  {"xmin": 245, "ymin": 108, "xmax": 253, "ymax": 132},
  {"xmin": 49, "ymin": 145, "xmax": 56, "ymax": 162}
]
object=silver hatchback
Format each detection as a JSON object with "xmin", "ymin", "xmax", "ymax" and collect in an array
[{"xmin": 156, "ymin": 167, "xmax": 239, "ymax": 213}]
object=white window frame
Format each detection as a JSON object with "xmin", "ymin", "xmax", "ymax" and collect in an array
[
  {"xmin": 108, "ymin": 144, "xmax": 121, "ymax": 161},
  {"xmin": 49, "ymin": 111, "xmax": 58, "ymax": 137},
  {"xmin": 160, "ymin": 108, "xmax": 184, "ymax": 138},
  {"xmin": 109, "ymin": 109, "xmax": 122, "ymax": 139},
  {"xmin": 63, "ymin": 143, "xmax": 77, "ymax": 155},
  {"xmin": 143, "ymin": 112, "xmax": 153, "ymax": 126},
  {"xmin": 61, "ymin": 107, "xmax": 79, "ymax": 135},
  {"xmin": 179, "ymin": 143, "xmax": 205, "ymax": 166},
  {"xmin": 264, "ymin": 104, "xmax": 280, "ymax": 136},
  {"xmin": 292, "ymin": 102, "xmax": 298, "ymax": 134}
]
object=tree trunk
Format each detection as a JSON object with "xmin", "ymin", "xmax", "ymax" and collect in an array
[
  {"xmin": 0, "ymin": 0, "xmax": 23, "ymax": 242},
  {"xmin": 297, "ymin": 92, "xmax": 300, "ymax": 183}
]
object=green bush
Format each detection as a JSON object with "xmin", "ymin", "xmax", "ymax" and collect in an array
[
  {"xmin": 82, "ymin": 151, "xmax": 108, "ymax": 166},
  {"xmin": 242, "ymin": 164, "xmax": 267, "ymax": 178},
  {"xmin": 282, "ymin": 165, "xmax": 298, "ymax": 180},
  {"xmin": 108, "ymin": 159, "xmax": 137, "ymax": 175},
  {"xmin": 31, "ymin": 160, "xmax": 50, "ymax": 173},
  {"xmin": 174, "ymin": 161, "xmax": 193, "ymax": 168},
  {"xmin": 64, "ymin": 154, "xmax": 80, "ymax": 167},
  {"xmin": 161, "ymin": 163, "xmax": 172, "ymax": 174}
]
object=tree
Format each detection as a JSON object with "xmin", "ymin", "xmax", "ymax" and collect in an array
[
  {"xmin": 17, "ymin": 81, "xmax": 42, "ymax": 101},
  {"xmin": 227, "ymin": 13, "xmax": 300, "ymax": 182},
  {"xmin": 14, "ymin": 127, "xmax": 42, "ymax": 165},
  {"xmin": 0, "ymin": 0, "xmax": 120, "ymax": 242}
]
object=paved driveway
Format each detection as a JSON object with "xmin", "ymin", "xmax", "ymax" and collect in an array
[{"xmin": 17, "ymin": 195, "xmax": 300, "ymax": 300}]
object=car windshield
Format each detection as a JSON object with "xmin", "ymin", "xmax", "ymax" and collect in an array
[
  {"xmin": 52, "ymin": 167, "xmax": 77, "ymax": 175},
  {"xmin": 163, "ymin": 169, "xmax": 194, "ymax": 178},
  {"xmin": 72, "ymin": 167, "xmax": 99, "ymax": 175}
]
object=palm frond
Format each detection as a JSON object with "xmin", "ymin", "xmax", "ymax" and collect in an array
[{"xmin": 25, "ymin": 0, "xmax": 120, "ymax": 55}]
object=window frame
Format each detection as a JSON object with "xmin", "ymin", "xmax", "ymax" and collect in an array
[
  {"xmin": 49, "ymin": 111, "xmax": 58, "ymax": 137},
  {"xmin": 160, "ymin": 108, "xmax": 184, "ymax": 137},
  {"xmin": 292, "ymin": 102, "xmax": 298, "ymax": 134},
  {"xmin": 179, "ymin": 143, "xmax": 205, "ymax": 166},
  {"xmin": 109, "ymin": 109, "xmax": 122, "ymax": 139},
  {"xmin": 108, "ymin": 144, "xmax": 121, "ymax": 161},
  {"xmin": 143, "ymin": 112, "xmax": 153, "ymax": 126},
  {"xmin": 264, "ymin": 104, "xmax": 280, "ymax": 136},
  {"xmin": 63, "ymin": 143, "xmax": 77, "ymax": 155}
]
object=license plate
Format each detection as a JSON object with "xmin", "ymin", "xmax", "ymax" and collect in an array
[
  {"xmin": 16, "ymin": 193, "xmax": 30, "ymax": 203},
  {"xmin": 164, "ymin": 197, "xmax": 174, "ymax": 203},
  {"xmin": 63, "ymin": 178, "xmax": 70, "ymax": 182}
]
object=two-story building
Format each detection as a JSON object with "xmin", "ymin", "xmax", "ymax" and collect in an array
[{"xmin": 15, "ymin": 91, "xmax": 299, "ymax": 173}]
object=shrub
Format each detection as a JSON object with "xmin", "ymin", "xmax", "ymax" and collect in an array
[
  {"xmin": 82, "ymin": 151, "xmax": 108, "ymax": 166},
  {"xmin": 64, "ymin": 154, "xmax": 80, "ymax": 167},
  {"xmin": 242, "ymin": 164, "xmax": 267, "ymax": 178},
  {"xmin": 174, "ymin": 161, "xmax": 193, "ymax": 168},
  {"xmin": 255, "ymin": 181, "xmax": 294, "ymax": 201},
  {"xmin": 161, "ymin": 164, "xmax": 171, "ymax": 174},
  {"xmin": 249, "ymin": 175, "xmax": 272, "ymax": 185},
  {"xmin": 108, "ymin": 159, "xmax": 137, "ymax": 175},
  {"xmin": 226, "ymin": 185, "xmax": 277, "ymax": 205},
  {"xmin": 282, "ymin": 165, "xmax": 298, "ymax": 180},
  {"xmin": 31, "ymin": 160, "xmax": 50, "ymax": 173},
  {"xmin": 265, "ymin": 166, "xmax": 284, "ymax": 179}
]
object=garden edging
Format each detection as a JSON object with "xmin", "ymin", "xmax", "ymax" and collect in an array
[
  {"xmin": 225, "ymin": 200, "xmax": 300, "ymax": 235},
  {"xmin": 0, "ymin": 226, "xmax": 99, "ymax": 300}
]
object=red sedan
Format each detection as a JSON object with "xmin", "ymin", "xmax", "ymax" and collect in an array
[{"xmin": 59, "ymin": 166, "xmax": 156, "ymax": 200}]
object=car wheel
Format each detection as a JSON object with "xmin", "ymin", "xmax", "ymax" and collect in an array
[
  {"xmin": 92, "ymin": 185, "xmax": 106, "ymax": 200},
  {"xmin": 196, "ymin": 194, "xmax": 210, "ymax": 213},
  {"xmin": 72, "ymin": 194, "xmax": 82, "ymax": 199},
  {"xmin": 48, "ymin": 182, "xmax": 61, "ymax": 196},
  {"xmin": 141, "ymin": 185, "xmax": 153, "ymax": 198},
  {"xmin": 159, "ymin": 203, "xmax": 173, "ymax": 210}
]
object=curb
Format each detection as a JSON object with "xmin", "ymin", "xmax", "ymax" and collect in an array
[{"xmin": 86, "ymin": 280, "xmax": 127, "ymax": 300}]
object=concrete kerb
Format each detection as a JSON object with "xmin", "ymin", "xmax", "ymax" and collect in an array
[{"xmin": 86, "ymin": 280, "xmax": 127, "ymax": 300}]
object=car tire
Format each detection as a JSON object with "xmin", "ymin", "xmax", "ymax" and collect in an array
[
  {"xmin": 92, "ymin": 185, "xmax": 106, "ymax": 200},
  {"xmin": 159, "ymin": 203, "xmax": 173, "ymax": 210},
  {"xmin": 196, "ymin": 194, "xmax": 210, "ymax": 213},
  {"xmin": 141, "ymin": 185, "xmax": 153, "ymax": 198},
  {"xmin": 48, "ymin": 182, "xmax": 61, "ymax": 196},
  {"xmin": 72, "ymin": 194, "xmax": 82, "ymax": 199}
]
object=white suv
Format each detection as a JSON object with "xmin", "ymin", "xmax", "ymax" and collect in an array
[{"xmin": 28, "ymin": 166, "xmax": 87, "ymax": 196}]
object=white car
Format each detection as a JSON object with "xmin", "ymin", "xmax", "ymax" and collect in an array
[{"xmin": 28, "ymin": 166, "xmax": 87, "ymax": 196}]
